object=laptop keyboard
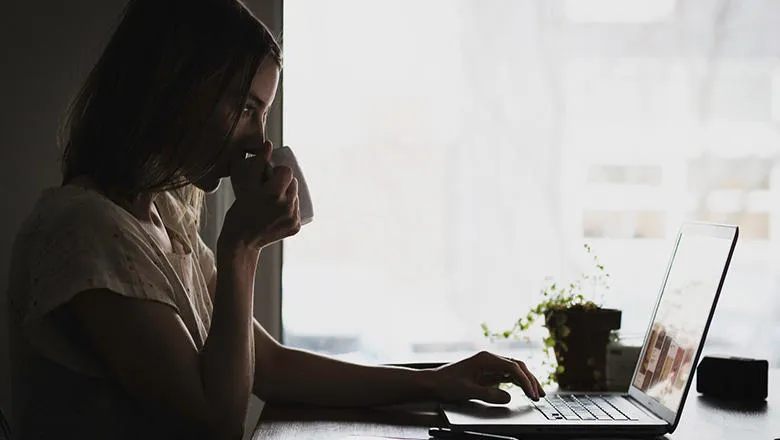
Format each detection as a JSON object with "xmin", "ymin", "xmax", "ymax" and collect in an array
[{"xmin": 533, "ymin": 395, "xmax": 643, "ymax": 421}]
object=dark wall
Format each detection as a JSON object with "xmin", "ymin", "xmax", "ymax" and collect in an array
[{"xmin": 0, "ymin": 0, "xmax": 131, "ymax": 416}]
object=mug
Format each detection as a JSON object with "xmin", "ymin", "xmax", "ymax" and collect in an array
[{"xmin": 270, "ymin": 146, "xmax": 314, "ymax": 225}]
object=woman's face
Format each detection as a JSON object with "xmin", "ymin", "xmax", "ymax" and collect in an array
[{"xmin": 192, "ymin": 57, "xmax": 281, "ymax": 193}]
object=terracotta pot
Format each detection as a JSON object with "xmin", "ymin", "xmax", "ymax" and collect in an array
[{"xmin": 544, "ymin": 306, "xmax": 621, "ymax": 391}]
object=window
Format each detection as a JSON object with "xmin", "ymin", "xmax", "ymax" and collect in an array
[
  {"xmin": 281, "ymin": 0, "xmax": 780, "ymax": 369},
  {"xmin": 563, "ymin": 0, "xmax": 677, "ymax": 24}
]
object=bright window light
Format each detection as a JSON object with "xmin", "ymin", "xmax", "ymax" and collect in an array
[
  {"xmin": 772, "ymin": 69, "xmax": 780, "ymax": 122},
  {"xmin": 564, "ymin": 0, "xmax": 677, "ymax": 23},
  {"xmin": 282, "ymin": 0, "xmax": 780, "ymax": 369}
]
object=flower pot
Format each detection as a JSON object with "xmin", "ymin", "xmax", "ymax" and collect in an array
[{"xmin": 544, "ymin": 306, "xmax": 621, "ymax": 391}]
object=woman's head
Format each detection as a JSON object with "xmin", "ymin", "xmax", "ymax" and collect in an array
[{"xmin": 61, "ymin": 0, "xmax": 282, "ymax": 224}]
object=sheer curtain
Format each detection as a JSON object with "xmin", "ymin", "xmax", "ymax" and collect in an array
[{"xmin": 281, "ymin": 0, "xmax": 780, "ymax": 367}]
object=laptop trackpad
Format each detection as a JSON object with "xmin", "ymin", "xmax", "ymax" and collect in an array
[{"xmin": 442, "ymin": 396, "xmax": 544, "ymax": 425}]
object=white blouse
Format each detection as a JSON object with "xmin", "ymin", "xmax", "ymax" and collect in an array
[{"xmin": 7, "ymin": 184, "xmax": 217, "ymax": 438}]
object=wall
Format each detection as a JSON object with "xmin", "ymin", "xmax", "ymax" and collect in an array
[
  {"xmin": 0, "ymin": 0, "xmax": 132, "ymax": 418},
  {"xmin": 0, "ymin": 1, "xmax": 282, "ymax": 437}
]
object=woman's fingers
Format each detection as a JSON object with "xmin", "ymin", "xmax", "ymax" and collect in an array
[
  {"xmin": 512, "ymin": 358, "xmax": 546, "ymax": 398},
  {"xmin": 285, "ymin": 177, "xmax": 299, "ymax": 203},
  {"xmin": 229, "ymin": 154, "xmax": 279, "ymax": 199},
  {"xmin": 290, "ymin": 191, "xmax": 300, "ymax": 218},
  {"xmin": 476, "ymin": 352, "xmax": 539, "ymax": 401},
  {"xmin": 266, "ymin": 165, "xmax": 294, "ymax": 197}
]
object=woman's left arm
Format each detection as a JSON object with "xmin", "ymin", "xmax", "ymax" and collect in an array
[
  {"xmin": 205, "ymin": 265, "xmax": 543, "ymax": 406},
  {"xmin": 204, "ymin": 265, "xmax": 438, "ymax": 406},
  {"xmin": 250, "ymin": 319, "xmax": 544, "ymax": 407},
  {"xmin": 252, "ymin": 324, "xmax": 433, "ymax": 406}
]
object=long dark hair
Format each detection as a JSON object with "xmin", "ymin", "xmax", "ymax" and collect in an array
[{"xmin": 60, "ymin": 0, "xmax": 282, "ymax": 226}]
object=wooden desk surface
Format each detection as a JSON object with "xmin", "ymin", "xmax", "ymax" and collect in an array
[{"xmin": 254, "ymin": 371, "xmax": 780, "ymax": 440}]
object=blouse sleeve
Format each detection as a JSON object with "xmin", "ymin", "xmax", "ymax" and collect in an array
[{"xmin": 22, "ymin": 200, "xmax": 179, "ymax": 376}]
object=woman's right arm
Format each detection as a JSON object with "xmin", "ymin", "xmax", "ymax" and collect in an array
[
  {"xmin": 67, "ymin": 152, "xmax": 300, "ymax": 439},
  {"xmin": 67, "ymin": 240, "xmax": 258, "ymax": 439}
]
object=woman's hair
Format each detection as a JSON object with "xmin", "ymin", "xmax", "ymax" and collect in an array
[{"xmin": 60, "ymin": 0, "xmax": 282, "ymax": 227}]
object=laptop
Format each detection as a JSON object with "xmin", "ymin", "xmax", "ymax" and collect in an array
[{"xmin": 441, "ymin": 222, "xmax": 739, "ymax": 437}]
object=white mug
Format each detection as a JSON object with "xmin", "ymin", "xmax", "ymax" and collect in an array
[{"xmin": 270, "ymin": 146, "xmax": 314, "ymax": 225}]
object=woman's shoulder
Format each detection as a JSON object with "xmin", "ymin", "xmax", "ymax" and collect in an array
[{"xmin": 16, "ymin": 185, "xmax": 132, "ymax": 246}]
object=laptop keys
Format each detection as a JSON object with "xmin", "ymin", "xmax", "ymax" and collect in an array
[
  {"xmin": 534, "ymin": 402, "xmax": 565, "ymax": 420},
  {"xmin": 599, "ymin": 396, "xmax": 643, "ymax": 420},
  {"xmin": 541, "ymin": 397, "xmax": 575, "ymax": 419},
  {"xmin": 589, "ymin": 397, "xmax": 629, "ymax": 420},
  {"xmin": 560, "ymin": 396, "xmax": 596, "ymax": 420},
  {"xmin": 576, "ymin": 397, "xmax": 614, "ymax": 420},
  {"xmin": 552, "ymin": 405, "xmax": 578, "ymax": 420},
  {"xmin": 571, "ymin": 408, "xmax": 597, "ymax": 420},
  {"xmin": 584, "ymin": 406, "xmax": 613, "ymax": 420},
  {"xmin": 535, "ymin": 397, "xmax": 590, "ymax": 420},
  {"xmin": 534, "ymin": 395, "xmax": 640, "ymax": 421}
]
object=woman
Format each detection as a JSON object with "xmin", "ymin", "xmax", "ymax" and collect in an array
[{"xmin": 7, "ymin": 0, "xmax": 544, "ymax": 438}]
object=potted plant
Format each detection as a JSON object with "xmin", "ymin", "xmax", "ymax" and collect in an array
[{"xmin": 481, "ymin": 244, "xmax": 621, "ymax": 391}]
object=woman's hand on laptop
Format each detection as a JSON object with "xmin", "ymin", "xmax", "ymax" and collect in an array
[{"xmin": 430, "ymin": 351, "xmax": 545, "ymax": 404}]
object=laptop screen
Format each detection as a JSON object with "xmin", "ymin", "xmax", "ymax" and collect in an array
[{"xmin": 630, "ymin": 230, "xmax": 735, "ymax": 414}]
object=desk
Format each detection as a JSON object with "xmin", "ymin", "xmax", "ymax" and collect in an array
[{"xmin": 253, "ymin": 369, "xmax": 779, "ymax": 440}]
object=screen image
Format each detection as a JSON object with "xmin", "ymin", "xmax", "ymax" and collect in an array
[{"xmin": 631, "ymin": 232, "xmax": 733, "ymax": 414}]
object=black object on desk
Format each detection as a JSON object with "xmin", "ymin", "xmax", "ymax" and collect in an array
[{"xmin": 697, "ymin": 355, "xmax": 768, "ymax": 401}]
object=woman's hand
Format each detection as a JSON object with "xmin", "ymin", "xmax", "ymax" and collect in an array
[
  {"xmin": 430, "ymin": 351, "xmax": 545, "ymax": 404},
  {"xmin": 220, "ymin": 140, "xmax": 301, "ymax": 250}
]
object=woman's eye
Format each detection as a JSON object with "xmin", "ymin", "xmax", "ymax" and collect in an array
[{"xmin": 242, "ymin": 106, "xmax": 257, "ymax": 117}]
